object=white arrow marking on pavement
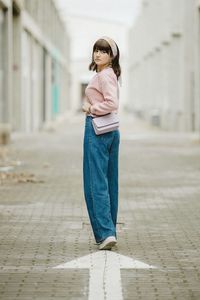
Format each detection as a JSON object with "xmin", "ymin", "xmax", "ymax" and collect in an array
[{"xmin": 54, "ymin": 251, "xmax": 157, "ymax": 300}]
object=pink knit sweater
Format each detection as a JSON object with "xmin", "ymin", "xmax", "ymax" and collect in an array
[{"xmin": 85, "ymin": 67, "xmax": 119, "ymax": 116}]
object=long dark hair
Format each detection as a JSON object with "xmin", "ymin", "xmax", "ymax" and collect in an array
[{"xmin": 89, "ymin": 38, "xmax": 121, "ymax": 80}]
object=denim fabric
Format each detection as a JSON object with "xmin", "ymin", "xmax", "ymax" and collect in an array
[{"xmin": 83, "ymin": 116, "xmax": 120, "ymax": 243}]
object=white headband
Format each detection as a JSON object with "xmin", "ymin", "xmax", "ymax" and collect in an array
[{"xmin": 100, "ymin": 36, "xmax": 118, "ymax": 58}]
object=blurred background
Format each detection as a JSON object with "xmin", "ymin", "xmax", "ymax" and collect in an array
[
  {"xmin": 1, "ymin": 3, "xmax": 200, "ymax": 299},
  {"xmin": 0, "ymin": 0, "xmax": 200, "ymax": 139}
]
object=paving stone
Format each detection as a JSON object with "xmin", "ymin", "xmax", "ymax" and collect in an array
[{"xmin": 0, "ymin": 114, "xmax": 200, "ymax": 299}]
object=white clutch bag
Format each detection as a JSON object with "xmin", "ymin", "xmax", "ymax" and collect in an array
[{"xmin": 92, "ymin": 113, "xmax": 119, "ymax": 135}]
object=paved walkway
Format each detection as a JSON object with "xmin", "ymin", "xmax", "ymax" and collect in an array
[{"xmin": 0, "ymin": 113, "xmax": 200, "ymax": 300}]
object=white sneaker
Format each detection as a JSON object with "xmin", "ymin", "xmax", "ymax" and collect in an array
[{"xmin": 99, "ymin": 236, "xmax": 117, "ymax": 250}]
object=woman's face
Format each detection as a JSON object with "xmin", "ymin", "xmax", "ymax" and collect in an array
[{"xmin": 93, "ymin": 49, "xmax": 111, "ymax": 70}]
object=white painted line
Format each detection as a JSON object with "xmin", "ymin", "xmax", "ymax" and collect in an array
[{"xmin": 54, "ymin": 251, "xmax": 157, "ymax": 300}]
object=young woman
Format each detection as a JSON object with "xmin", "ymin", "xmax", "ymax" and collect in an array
[{"xmin": 82, "ymin": 36, "xmax": 121, "ymax": 250}]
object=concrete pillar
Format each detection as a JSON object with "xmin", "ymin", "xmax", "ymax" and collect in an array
[
  {"xmin": 0, "ymin": 0, "xmax": 12, "ymax": 143},
  {"xmin": 21, "ymin": 30, "xmax": 32, "ymax": 132},
  {"xmin": 194, "ymin": 1, "xmax": 200, "ymax": 134},
  {"xmin": 44, "ymin": 52, "xmax": 52, "ymax": 123},
  {"xmin": 12, "ymin": 4, "xmax": 22, "ymax": 131},
  {"xmin": 160, "ymin": 42, "xmax": 170, "ymax": 129},
  {"xmin": 0, "ymin": 1, "xmax": 12, "ymax": 123},
  {"xmin": 182, "ymin": 0, "xmax": 196, "ymax": 131}
]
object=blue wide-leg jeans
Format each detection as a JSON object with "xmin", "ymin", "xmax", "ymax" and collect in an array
[{"xmin": 83, "ymin": 116, "xmax": 120, "ymax": 243}]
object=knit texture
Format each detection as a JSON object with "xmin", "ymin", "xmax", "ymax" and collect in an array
[{"xmin": 85, "ymin": 67, "xmax": 119, "ymax": 116}]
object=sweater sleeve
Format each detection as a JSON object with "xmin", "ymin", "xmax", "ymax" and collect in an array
[{"xmin": 90, "ymin": 71, "xmax": 119, "ymax": 115}]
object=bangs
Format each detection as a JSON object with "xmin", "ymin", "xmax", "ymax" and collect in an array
[{"xmin": 93, "ymin": 39, "xmax": 111, "ymax": 54}]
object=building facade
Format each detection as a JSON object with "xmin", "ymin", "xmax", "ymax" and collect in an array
[
  {"xmin": 0, "ymin": 0, "xmax": 70, "ymax": 133},
  {"xmin": 62, "ymin": 15, "xmax": 129, "ymax": 115},
  {"xmin": 129, "ymin": 0, "xmax": 200, "ymax": 133}
]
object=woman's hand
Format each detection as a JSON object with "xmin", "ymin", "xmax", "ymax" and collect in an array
[{"xmin": 82, "ymin": 101, "xmax": 91, "ymax": 114}]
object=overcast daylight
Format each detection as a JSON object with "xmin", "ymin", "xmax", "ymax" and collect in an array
[
  {"xmin": 55, "ymin": 0, "xmax": 141, "ymax": 25},
  {"xmin": 1, "ymin": 0, "xmax": 200, "ymax": 299}
]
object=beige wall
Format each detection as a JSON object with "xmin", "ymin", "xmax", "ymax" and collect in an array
[
  {"xmin": 0, "ymin": 0, "xmax": 70, "ymax": 133},
  {"xmin": 129, "ymin": 0, "xmax": 199, "ymax": 132}
]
